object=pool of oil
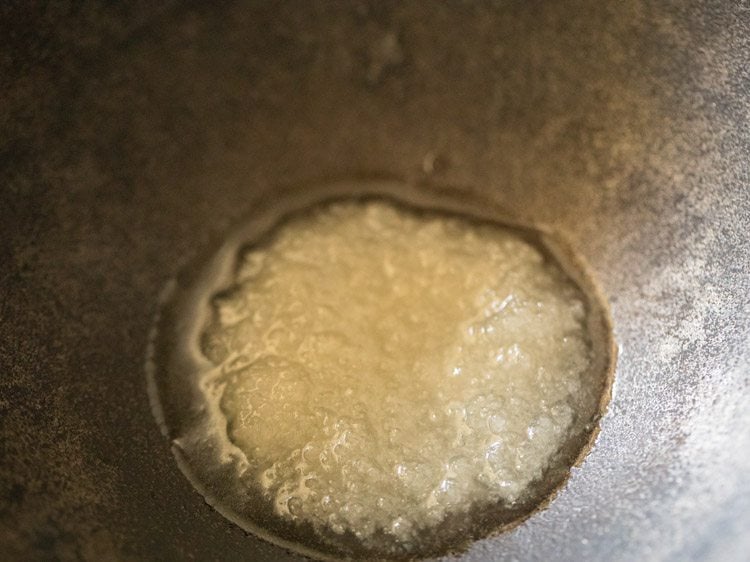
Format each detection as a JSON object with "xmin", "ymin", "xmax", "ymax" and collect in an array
[{"xmin": 146, "ymin": 180, "xmax": 615, "ymax": 561}]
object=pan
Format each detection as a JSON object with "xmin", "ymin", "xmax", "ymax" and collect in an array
[{"xmin": 1, "ymin": 1, "xmax": 748, "ymax": 560}]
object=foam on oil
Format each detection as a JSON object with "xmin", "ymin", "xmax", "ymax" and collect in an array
[{"xmin": 147, "ymin": 183, "xmax": 614, "ymax": 560}]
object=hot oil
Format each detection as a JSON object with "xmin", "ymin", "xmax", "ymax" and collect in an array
[{"xmin": 146, "ymin": 181, "xmax": 615, "ymax": 560}]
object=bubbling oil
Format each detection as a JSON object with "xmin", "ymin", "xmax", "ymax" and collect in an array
[{"xmin": 147, "ymin": 183, "xmax": 614, "ymax": 561}]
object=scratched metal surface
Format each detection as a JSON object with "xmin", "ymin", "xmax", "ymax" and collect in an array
[{"xmin": 1, "ymin": 1, "xmax": 748, "ymax": 560}]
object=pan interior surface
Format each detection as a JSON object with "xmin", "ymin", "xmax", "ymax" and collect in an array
[{"xmin": 2, "ymin": 2, "xmax": 749, "ymax": 561}]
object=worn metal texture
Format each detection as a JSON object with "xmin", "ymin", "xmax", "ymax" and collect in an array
[{"xmin": 1, "ymin": 1, "xmax": 748, "ymax": 560}]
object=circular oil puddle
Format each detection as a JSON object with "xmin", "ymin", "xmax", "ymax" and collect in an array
[{"xmin": 147, "ymin": 181, "xmax": 615, "ymax": 560}]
